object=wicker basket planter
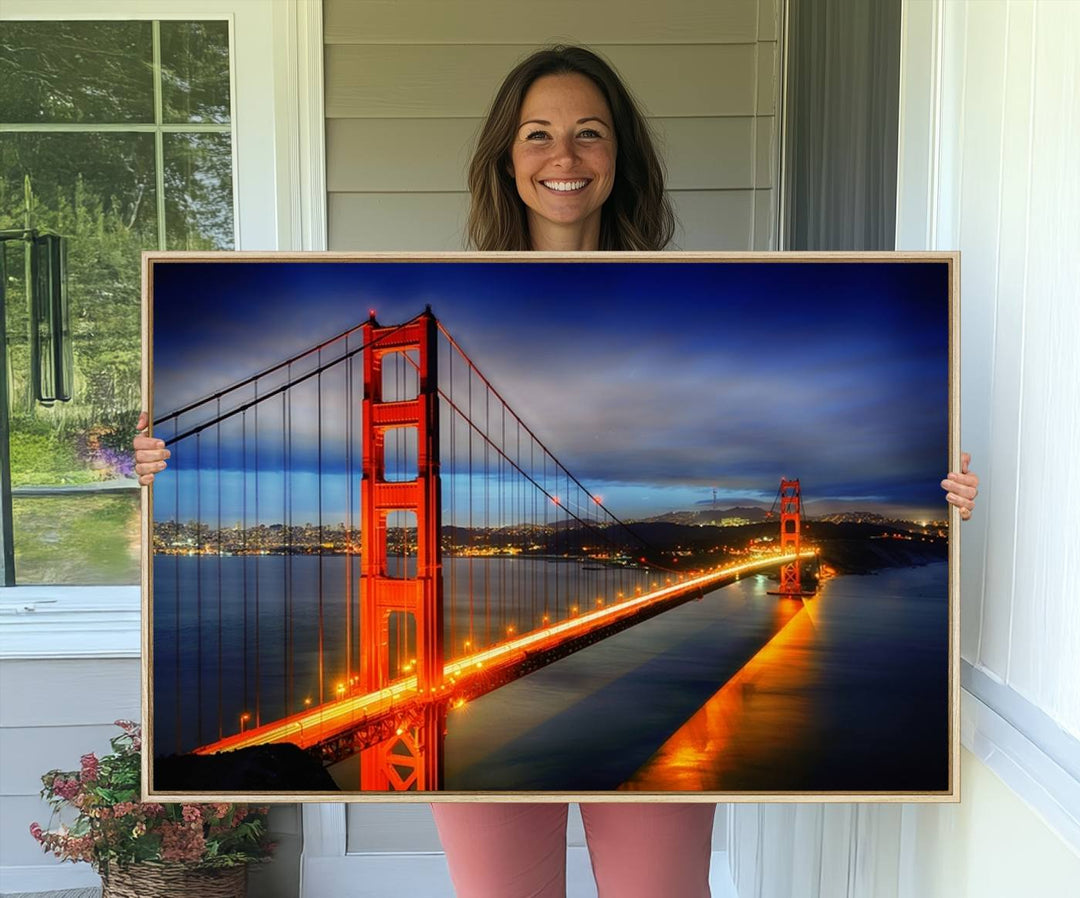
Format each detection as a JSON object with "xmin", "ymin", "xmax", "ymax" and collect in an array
[{"xmin": 100, "ymin": 862, "xmax": 247, "ymax": 898}]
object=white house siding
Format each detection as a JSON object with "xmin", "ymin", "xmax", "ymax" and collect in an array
[
  {"xmin": 0, "ymin": 661, "xmax": 140, "ymax": 875},
  {"xmin": 324, "ymin": 0, "xmax": 782, "ymax": 251}
]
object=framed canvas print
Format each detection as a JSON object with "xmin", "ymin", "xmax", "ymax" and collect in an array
[{"xmin": 142, "ymin": 251, "xmax": 959, "ymax": 802}]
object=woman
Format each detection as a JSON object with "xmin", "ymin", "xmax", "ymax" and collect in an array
[{"xmin": 135, "ymin": 45, "xmax": 979, "ymax": 898}]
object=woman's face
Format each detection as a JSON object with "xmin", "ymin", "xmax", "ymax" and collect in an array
[{"xmin": 509, "ymin": 73, "xmax": 617, "ymax": 249}]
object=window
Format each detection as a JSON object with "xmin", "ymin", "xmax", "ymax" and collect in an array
[{"xmin": 0, "ymin": 19, "xmax": 235, "ymax": 584}]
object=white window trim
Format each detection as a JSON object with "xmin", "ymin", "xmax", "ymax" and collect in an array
[
  {"xmin": 0, "ymin": 1, "xmax": 325, "ymax": 651},
  {"xmin": 961, "ymin": 664, "xmax": 1080, "ymax": 854},
  {"xmin": 1, "ymin": 0, "xmax": 326, "ymax": 253},
  {"xmin": 0, "ymin": 585, "xmax": 140, "ymax": 658}
]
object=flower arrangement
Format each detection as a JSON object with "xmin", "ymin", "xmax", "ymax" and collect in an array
[{"xmin": 30, "ymin": 721, "xmax": 273, "ymax": 876}]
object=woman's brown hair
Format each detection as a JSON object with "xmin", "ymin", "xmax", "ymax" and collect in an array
[{"xmin": 467, "ymin": 46, "xmax": 675, "ymax": 251}]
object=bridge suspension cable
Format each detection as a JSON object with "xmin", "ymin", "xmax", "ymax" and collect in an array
[{"xmin": 153, "ymin": 306, "xmax": 694, "ymax": 761}]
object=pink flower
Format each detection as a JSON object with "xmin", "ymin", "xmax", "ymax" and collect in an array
[
  {"xmin": 112, "ymin": 801, "xmax": 137, "ymax": 818},
  {"xmin": 29, "ymin": 822, "xmax": 43, "ymax": 842},
  {"xmin": 80, "ymin": 753, "xmax": 99, "ymax": 782},
  {"xmin": 64, "ymin": 834, "xmax": 95, "ymax": 863},
  {"xmin": 181, "ymin": 806, "xmax": 202, "ymax": 824},
  {"xmin": 52, "ymin": 777, "xmax": 80, "ymax": 801},
  {"xmin": 159, "ymin": 821, "xmax": 206, "ymax": 863},
  {"xmin": 142, "ymin": 803, "xmax": 165, "ymax": 817}
]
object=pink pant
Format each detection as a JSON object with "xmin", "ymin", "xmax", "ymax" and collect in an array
[{"xmin": 431, "ymin": 802, "xmax": 715, "ymax": 898}]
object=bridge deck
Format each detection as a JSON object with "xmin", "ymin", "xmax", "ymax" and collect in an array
[{"xmin": 193, "ymin": 551, "xmax": 814, "ymax": 756}]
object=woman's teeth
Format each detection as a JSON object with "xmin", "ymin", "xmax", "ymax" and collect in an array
[{"xmin": 542, "ymin": 180, "xmax": 588, "ymax": 192}]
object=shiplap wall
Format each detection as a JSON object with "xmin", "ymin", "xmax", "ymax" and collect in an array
[
  {"xmin": 0, "ymin": 660, "xmax": 141, "ymax": 878},
  {"xmin": 324, "ymin": 0, "xmax": 782, "ymax": 251}
]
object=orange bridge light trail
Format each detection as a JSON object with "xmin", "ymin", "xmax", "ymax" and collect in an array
[{"xmin": 196, "ymin": 550, "xmax": 816, "ymax": 758}]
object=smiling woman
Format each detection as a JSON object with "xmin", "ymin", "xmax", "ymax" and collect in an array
[{"xmin": 466, "ymin": 45, "xmax": 674, "ymax": 252}]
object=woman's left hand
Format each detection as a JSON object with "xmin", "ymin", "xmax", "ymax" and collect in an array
[{"xmin": 941, "ymin": 451, "xmax": 979, "ymax": 521}]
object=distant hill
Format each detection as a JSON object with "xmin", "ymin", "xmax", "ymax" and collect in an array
[
  {"xmin": 637, "ymin": 507, "xmax": 942, "ymax": 530},
  {"xmin": 815, "ymin": 511, "xmax": 893, "ymax": 525},
  {"xmin": 638, "ymin": 506, "xmax": 772, "ymax": 526}
]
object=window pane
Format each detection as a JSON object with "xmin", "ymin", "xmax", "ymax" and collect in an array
[
  {"xmin": 164, "ymin": 133, "xmax": 235, "ymax": 250},
  {"xmin": 2, "ymin": 132, "xmax": 155, "ymax": 585},
  {"xmin": 0, "ymin": 18, "xmax": 235, "ymax": 585},
  {"xmin": 12, "ymin": 493, "xmax": 140, "ymax": 585},
  {"xmin": 0, "ymin": 21, "xmax": 154, "ymax": 124},
  {"xmin": 160, "ymin": 21, "xmax": 232, "ymax": 124},
  {"xmin": 0, "ymin": 133, "xmax": 158, "ymax": 241}
]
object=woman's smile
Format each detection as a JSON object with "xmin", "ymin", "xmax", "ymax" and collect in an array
[{"xmin": 540, "ymin": 178, "xmax": 592, "ymax": 192}]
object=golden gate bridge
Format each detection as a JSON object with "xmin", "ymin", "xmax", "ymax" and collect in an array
[{"xmin": 151, "ymin": 308, "xmax": 816, "ymax": 790}]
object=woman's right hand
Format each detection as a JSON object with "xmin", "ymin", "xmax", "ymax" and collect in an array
[{"xmin": 133, "ymin": 411, "xmax": 170, "ymax": 486}]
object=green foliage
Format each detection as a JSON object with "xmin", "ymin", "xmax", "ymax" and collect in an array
[
  {"xmin": 0, "ymin": 22, "xmax": 155, "ymax": 124},
  {"xmin": 31, "ymin": 722, "xmax": 274, "ymax": 874},
  {"xmin": 13, "ymin": 494, "xmax": 140, "ymax": 584},
  {"xmin": 8, "ymin": 427, "xmax": 93, "ymax": 486}
]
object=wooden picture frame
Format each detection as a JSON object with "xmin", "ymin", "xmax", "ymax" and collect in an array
[{"xmin": 142, "ymin": 251, "xmax": 960, "ymax": 803}]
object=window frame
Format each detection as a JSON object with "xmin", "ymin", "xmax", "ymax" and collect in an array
[{"xmin": 0, "ymin": 0, "xmax": 325, "ymax": 640}]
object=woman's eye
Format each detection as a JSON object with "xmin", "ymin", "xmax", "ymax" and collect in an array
[
  {"xmin": 525, "ymin": 130, "xmax": 550, "ymax": 140},
  {"xmin": 578, "ymin": 129, "xmax": 602, "ymax": 138}
]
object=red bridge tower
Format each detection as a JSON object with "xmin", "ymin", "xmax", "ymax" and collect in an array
[
  {"xmin": 768, "ymin": 478, "xmax": 815, "ymax": 597},
  {"xmin": 359, "ymin": 309, "xmax": 444, "ymax": 790},
  {"xmin": 778, "ymin": 478, "xmax": 803, "ymax": 594}
]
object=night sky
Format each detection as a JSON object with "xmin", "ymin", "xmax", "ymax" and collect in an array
[{"xmin": 150, "ymin": 258, "xmax": 950, "ymax": 522}]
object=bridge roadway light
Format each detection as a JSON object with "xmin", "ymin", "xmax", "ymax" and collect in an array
[{"xmin": 239, "ymin": 712, "xmax": 251, "ymax": 733}]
